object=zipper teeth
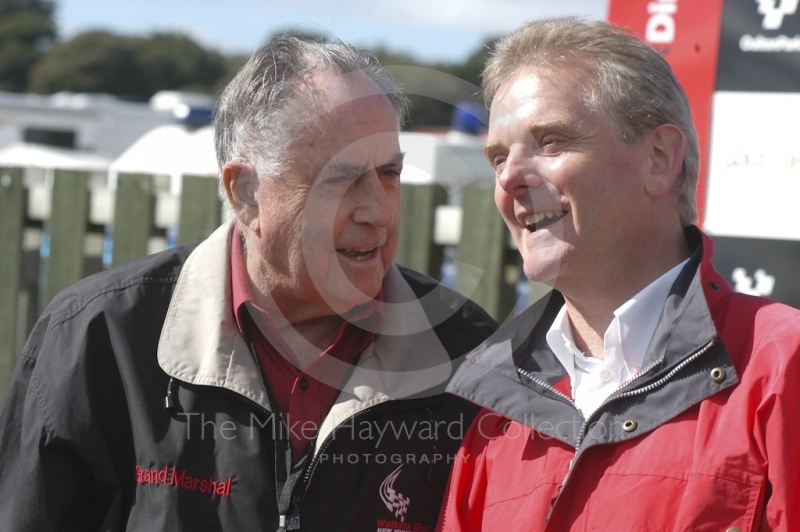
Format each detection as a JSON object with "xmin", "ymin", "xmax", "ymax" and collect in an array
[
  {"xmin": 611, "ymin": 338, "xmax": 717, "ymax": 402},
  {"xmin": 573, "ymin": 360, "xmax": 660, "ymax": 451},
  {"xmin": 543, "ymin": 337, "xmax": 718, "ymax": 523},
  {"xmin": 575, "ymin": 338, "xmax": 716, "ymax": 449},
  {"xmin": 230, "ymin": 387, "xmax": 382, "ymax": 507},
  {"xmin": 516, "ymin": 367, "xmax": 576, "ymax": 406},
  {"xmin": 301, "ymin": 404, "xmax": 382, "ymax": 489}
]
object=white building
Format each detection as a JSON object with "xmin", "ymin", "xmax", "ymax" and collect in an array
[{"xmin": 0, "ymin": 90, "xmax": 213, "ymax": 159}]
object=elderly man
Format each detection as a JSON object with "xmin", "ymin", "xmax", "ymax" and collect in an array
[
  {"xmin": 439, "ymin": 18, "xmax": 800, "ymax": 531},
  {"xmin": 0, "ymin": 37, "xmax": 495, "ymax": 531}
]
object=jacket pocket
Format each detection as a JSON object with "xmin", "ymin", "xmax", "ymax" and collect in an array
[{"xmin": 585, "ymin": 465, "xmax": 765, "ymax": 532}]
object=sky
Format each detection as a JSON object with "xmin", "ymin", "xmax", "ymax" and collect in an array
[{"xmin": 56, "ymin": 0, "xmax": 609, "ymax": 64}]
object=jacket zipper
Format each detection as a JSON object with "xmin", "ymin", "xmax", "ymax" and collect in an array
[
  {"xmin": 225, "ymin": 387, "xmax": 301, "ymax": 531},
  {"xmin": 516, "ymin": 367, "xmax": 577, "ymax": 408},
  {"xmin": 519, "ymin": 337, "xmax": 717, "ymax": 523},
  {"xmin": 299, "ymin": 403, "xmax": 383, "ymax": 493}
]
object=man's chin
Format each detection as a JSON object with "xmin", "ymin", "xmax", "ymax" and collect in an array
[{"xmin": 522, "ymin": 261, "xmax": 560, "ymax": 287}]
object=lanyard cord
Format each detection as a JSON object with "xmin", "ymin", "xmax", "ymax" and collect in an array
[{"xmin": 242, "ymin": 311, "xmax": 312, "ymax": 531}]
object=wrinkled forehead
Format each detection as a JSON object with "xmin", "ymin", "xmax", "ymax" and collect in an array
[{"xmin": 289, "ymin": 72, "xmax": 402, "ymax": 173}]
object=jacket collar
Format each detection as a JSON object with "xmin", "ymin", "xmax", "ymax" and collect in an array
[
  {"xmin": 158, "ymin": 219, "xmax": 452, "ymax": 448},
  {"xmin": 447, "ymin": 226, "xmax": 739, "ymax": 443}
]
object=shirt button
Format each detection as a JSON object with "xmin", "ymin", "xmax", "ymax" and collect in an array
[
  {"xmin": 600, "ymin": 370, "xmax": 613, "ymax": 383},
  {"xmin": 298, "ymin": 379, "xmax": 309, "ymax": 391}
]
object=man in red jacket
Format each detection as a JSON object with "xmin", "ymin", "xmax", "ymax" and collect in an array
[{"xmin": 439, "ymin": 17, "xmax": 800, "ymax": 531}]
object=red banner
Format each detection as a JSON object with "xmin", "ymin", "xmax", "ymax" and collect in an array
[{"xmin": 607, "ymin": 0, "xmax": 726, "ymax": 226}]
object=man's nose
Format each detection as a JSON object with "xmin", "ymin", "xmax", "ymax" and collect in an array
[
  {"xmin": 351, "ymin": 173, "xmax": 395, "ymax": 227},
  {"xmin": 496, "ymin": 148, "xmax": 543, "ymax": 195}
]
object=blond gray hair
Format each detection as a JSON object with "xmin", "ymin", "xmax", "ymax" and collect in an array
[
  {"xmin": 484, "ymin": 17, "xmax": 699, "ymax": 226},
  {"xmin": 214, "ymin": 35, "xmax": 407, "ymax": 187}
]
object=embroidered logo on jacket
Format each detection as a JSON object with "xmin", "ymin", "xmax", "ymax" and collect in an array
[
  {"xmin": 380, "ymin": 464, "xmax": 410, "ymax": 521},
  {"xmin": 135, "ymin": 465, "xmax": 232, "ymax": 497}
]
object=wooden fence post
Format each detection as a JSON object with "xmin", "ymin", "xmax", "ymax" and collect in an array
[
  {"xmin": 0, "ymin": 167, "xmax": 25, "ymax": 394},
  {"xmin": 455, "ymin": 185, "xmax": 517, "ymax": 322},
  {"xmin": 46, "ymin": 170, "xmax": 89, "ymax": 306},
  {"xmin": 178, "ymin": 175, "xmax": 221, "ymax": 245},
  {"xmin": 396, "ymin": 183, "xmax": 447, "ymax": 278},
  {"xmin": 112, "ymin": 173, "xmax": 154, "ymax": 267}
]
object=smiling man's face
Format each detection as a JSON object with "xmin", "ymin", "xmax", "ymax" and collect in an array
[
  {"xmin": 486, "ymin": 68, "xmax": 653, "ymax": 293},
  {"xmin": 251, "ymin": 71, "xmax": 403, "ymax": 318}
]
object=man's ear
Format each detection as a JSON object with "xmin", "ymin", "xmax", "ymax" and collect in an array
[
  {"xmin": 222, "ymin": 161, "xmax": 260, "ymax": 232},
  {"xmin": 644, "ymin": 124, "xmax": 686, "ymax": 198}
]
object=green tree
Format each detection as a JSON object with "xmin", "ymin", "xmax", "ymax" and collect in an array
[
  {"xmin": 373, "ymin": 41, "xmax": 496, "ymax": 130},
  {"xmin": 28, "ymin": 31, "xmax": 140, "ymax": 95},
  {"xmin": 0, "ymin": 0, "xmax": 55, "ymax": 91},
  {"xmin": 450, "ymin": 37, "xmax": 497, "ymax": 88},
  {"xmin": 29, "ymin": 30, "xmax": 228, "ymax": 98},
  {"xmin": 130, "ymin": 33, "xmax": 225, "ymax": 97},
  {"xmin": 216, "ymin": 53, "xmax": 249, "ymax": 91},
  {"xmin": 0, "ymin": 0, "xmax": 54, "ymax": 17}
]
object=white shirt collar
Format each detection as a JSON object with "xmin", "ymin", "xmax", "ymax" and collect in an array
[
  {"xmin": 545, "ymin": 258, "xmax": 689, "ymax": 415},
  {"xmin": 546, "ymin": 304, "xmax": 580, "ymax": 388},
  {"xmin": 612, "ymin": 258, "xmax": 689, "ymax": 372}
]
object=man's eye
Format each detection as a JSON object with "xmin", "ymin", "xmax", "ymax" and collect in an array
[
  {"xmin": 492, "ymin": 155, "xmax": 507, "ymax": 169},
  {"xmin": 539, "ymin": 136, "xmax": 566, "ymax": 153},
  {"xmin": 380, "ymin": 165, "xmax": 402, "ymax": 179}
]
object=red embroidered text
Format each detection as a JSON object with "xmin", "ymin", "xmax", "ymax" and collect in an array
[{"xmin": 135, "ymin": 465, "xmax": 233, "ymax": 497}]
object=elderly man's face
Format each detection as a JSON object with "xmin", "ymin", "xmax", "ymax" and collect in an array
[
  {"xmin": 252, "ymin": 72, "xmax": 402, "ymax": 317},
  {"xmin": 485, "ymin": 68, "xmax": 652, "ymax": 293}
]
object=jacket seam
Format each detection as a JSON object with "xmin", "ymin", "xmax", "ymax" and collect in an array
[
  {"xmin": 47, "ymin": 276, "xmax": 178, "ymax": 332},
  {"xmin": 27, "ymin": 362, "xmax": 59, "ymax": 441},
  {"xmin": 603, "ymin": 469, "xmax": 763, "ymax": 486},
  {"xmin": 483, "ymin": 481, "xmax": 561, "ymax": 510}
]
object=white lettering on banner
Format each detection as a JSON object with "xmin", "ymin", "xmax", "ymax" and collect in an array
[
  {"xmin": 646, "ymin": 0, "xmax": 678, "ymax": 44},
  {"xmin": 740, "ymin": 33, "xmax": 800, "ymax": 51},
  {"xmin": 757, "ymin": 0, "xmax": 799, "ymax": 30},
  {"xmin": 705, "ymin": 93, "xmax": 800, "ymax": 241},
  {"xmin": 732, "ymin": 268, "xmax": 776, "ymax": 296}
]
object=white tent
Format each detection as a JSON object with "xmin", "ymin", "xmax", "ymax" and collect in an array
[
  {"xmin": 0, "ymin": 142, "xmax": 110, "ymax": 172},
  {"xmin": 398, "ymin": 131, "xmax": 493, "ymax": 192},
  {"xmin": 109, "ymin": 125, "xmax": 218, "ymax": 194}
]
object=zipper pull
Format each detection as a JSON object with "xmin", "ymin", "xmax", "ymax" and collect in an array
[{"xmin": 164, "ymin": 377, "xmax": 175, "ymax": 411}]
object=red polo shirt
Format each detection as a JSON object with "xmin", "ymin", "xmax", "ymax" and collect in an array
[{"xmin": 229, "ymin": 228, "xmax": 383, "ymax": 461}]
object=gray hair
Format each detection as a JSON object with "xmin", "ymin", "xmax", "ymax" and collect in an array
[
  {"xmin": 214, "ymin": 35, "xmax": 407, "ymax": 189},
  {"xmin": 483, "ymin": 17, "xmax": 700, "ymax": 226}
]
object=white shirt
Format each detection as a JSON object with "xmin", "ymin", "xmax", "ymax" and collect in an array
[{"xmin": 546, "ymin": 259, "xmax": 689, "ymax": 417}]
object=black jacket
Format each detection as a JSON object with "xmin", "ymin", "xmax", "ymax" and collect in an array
[{"xmin": 0, "ymin": 221, "xmax": 496, "ymax": 531}]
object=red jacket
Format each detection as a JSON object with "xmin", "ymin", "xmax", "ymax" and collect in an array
[{"xmin": 439, "ymin": 227, "xmax": 800, "ymax": 531}]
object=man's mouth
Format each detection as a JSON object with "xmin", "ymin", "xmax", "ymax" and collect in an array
[
  {"xmin": 337, "ymin": 248, "xmax": 377, "ymax": 261},
  {"xmin": 523, "ymin": 211, "xmax": 567, "ymax": 232}
]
